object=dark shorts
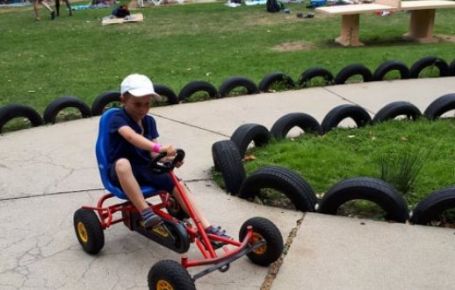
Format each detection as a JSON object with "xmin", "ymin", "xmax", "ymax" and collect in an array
[{"xmin": 109, "ymin": 162, "xmax": 174, "ymax": 193}]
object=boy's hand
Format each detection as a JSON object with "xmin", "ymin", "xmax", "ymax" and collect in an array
[
  {"xmin": 161, "ymin": 144, "xmax": 177, "ymax": 156},
  {"xmin": 174, "ymin": 160, "xmax": 184, "ymax": 168}
]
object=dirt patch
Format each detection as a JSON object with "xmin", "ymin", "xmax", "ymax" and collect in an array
[
  {"xmin": 271, "ymin": 41, "xmax": 315, "ymax": 52},
  {"xmin": 435, "ymin": 34, "xmax": 455, "ymax": 43}
]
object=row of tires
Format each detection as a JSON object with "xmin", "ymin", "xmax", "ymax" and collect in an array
[
  {"xmin": 1, "ymin": 56, "xmax": 454, "ymax": 133},
  {"xmin": 212, "ymin": 141, "xmax": 455, "ymax": 226},
  {"xmin": 220, "ymin": 94, "xmax": 455, "ymax": 159},
  {"xmin": 211, "ymin": 96, "xmax": 454, "ymax": 225}
]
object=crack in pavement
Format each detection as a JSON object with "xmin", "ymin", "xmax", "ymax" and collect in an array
[
  {"xmin": 152, "ymin": 113, "xmax": 230, "ymax": 137},
  {"xmin": 0, "ymin": 178, "xmax": 212, "ymax": 202},
  {"xmin": 322, "ymin": 87, "xmax": 376, "ymax": 115},
  {"xmin": 260, "ymin": 213, "xmax": 306, "ymax": 290}
]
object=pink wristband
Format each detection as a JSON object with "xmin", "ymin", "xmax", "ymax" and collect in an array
[{"xmin": 152, "ymin": 143, "xmax": 161, "ymax": 153}]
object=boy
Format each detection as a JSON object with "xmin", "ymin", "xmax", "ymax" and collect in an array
[{"xmin": 109, "ymin": 74, "xmax": 227, "ymax": 237}]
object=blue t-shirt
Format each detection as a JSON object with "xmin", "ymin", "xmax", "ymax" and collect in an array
[{"xmin": 108, "ymin": 108, "xmax": 159, "ymax": 168}]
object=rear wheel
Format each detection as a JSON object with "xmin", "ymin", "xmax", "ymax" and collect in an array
[
  {"xmin": 239, "ymin": 217, "xmax": 283, "ymax": 266},
  {"xmin": 73, "ymin": 208, "xmax": 105, "ymax": 255},
  {"xmin": 148, "ymin": 260, "xmax": 196, "ymax": 290}
]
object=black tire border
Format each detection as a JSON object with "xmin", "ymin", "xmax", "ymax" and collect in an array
[
  {"xmin": 219, "ymin": 76, "xmax": 259, "ymax": 98},
  {"xmin": 91, "ymin": 91, "xmax": 121, "ymax": 116},
  {"xmin": 230, "ymin": 123, "xmax": 271, "ymax": 157},
  {"xmin": 449, "ymin": 59, "xmax": 455, "ymax": 76},
  {"xmin": 258, "ymin": 72, "xmax": 295, "ymax": 92},
  {"xmin": 211, "ymin": 140, "xmax": 246, "ymax": 195},
  {"xmin": 334, "ymin": 64, "xmax": 373, "ymax": 85},
  {"xmin": 317, "ymin": 177, "xmax": 409, "ymax": 223},
  {"xmin": 410, "ymin": 186, "xmax": 455, "ymax": 225},
  {"xmin": 0, "ymin": 104, "xmax": 43, "ymax": 133},
  {"xmin": 178, "ymin": 80, "xmax": 218, "ymax": 103},
  {"xmin": 298, "ymin": 67, "xmax": 334, "ymax": 87},
  {"xmin": 43, "ymin": 96, "xmax": 92, "ymax": 124},
  {"xmin": 372, "ymin": 101, "xmax": 422, "ymax": 123},
  {"xmin": 409, "ymin": 56, "xmax": 450, "ymax": 78},
  {"xmin": 238, "ymin": 166, "xmax": 317, "ymax": 212},
  {"xmin": 423, "ymin": 93, "xmax": 455, "ymax": 120},
  {"xmin": 321, "ymin": 104, "xmax": 372, "ymax": 133},
  {"xmin": 154, "ymin": 84, "xmax": 179, "ymax": 105},
  {"xmin": 373, "ymin": 60, "xmax": 410, "ymax": 81},
  {"xmin": 270, "ymin": 112, "xmax": 322, "ymax": 140}
]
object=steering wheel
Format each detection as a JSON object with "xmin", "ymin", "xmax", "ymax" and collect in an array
[{"xmin": 149, "ymin": 149, "xmax": 185, "ymax": 173}]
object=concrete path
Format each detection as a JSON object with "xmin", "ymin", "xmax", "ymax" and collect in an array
[{"xmin": 1, "ymin": 77, "xmax": 454, "ymax": 289}]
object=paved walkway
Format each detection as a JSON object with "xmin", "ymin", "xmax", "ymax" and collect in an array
[{"xmin": 1, "ymin": 77, "xmax": 455, "ymax": 289}]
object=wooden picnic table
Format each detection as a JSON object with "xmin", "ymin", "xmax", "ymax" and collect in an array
[{"xmin": 316, "ymin": 0, "xmax": 455, "ymax": 46}]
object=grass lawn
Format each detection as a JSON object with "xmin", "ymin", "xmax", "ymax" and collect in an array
[
  {"xmin": 243, "ymin": 119, "xmax": 455, "ymax": 209},
  {"xmin": 1, "ymin": 2, "xmax": 455, "ymax": 112}
]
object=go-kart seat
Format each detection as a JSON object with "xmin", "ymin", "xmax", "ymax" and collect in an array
[{"xmin": 95, "ymin": 108, "xmax": 159, "ymax": 200}]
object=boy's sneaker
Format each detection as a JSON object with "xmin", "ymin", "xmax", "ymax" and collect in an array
[
  {"xmin": 50, "ymin": 11, "xmax": 56, "ymax": 20},
  {"xmin": 141, "ymin": 208, "xmax": 162, "ymax": 228}
]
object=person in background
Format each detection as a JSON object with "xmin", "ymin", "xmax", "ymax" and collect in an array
[
  {"xmin": 33, "ymin": 0, "xmax": 55, "ymax": 21},
  {"xmin": 55, "ymin": 0, "xmax": 73, "ymax": 17}
]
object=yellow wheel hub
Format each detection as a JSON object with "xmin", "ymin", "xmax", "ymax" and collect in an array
[
  {"xmin": 77, "ymin": 222, "xmax": 88, "ymax": 243},
  {"xmin": 157, "ymin": 279, "xmax": 174, "ymax": 290},
  {"xmin": 251, "ymin": 233, "xmax": 267, "ymax": 255}
]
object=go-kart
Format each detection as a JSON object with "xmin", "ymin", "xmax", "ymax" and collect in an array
[{"xmin": 73, "ymin": 108, "xmax": 284, "ymax": 289}]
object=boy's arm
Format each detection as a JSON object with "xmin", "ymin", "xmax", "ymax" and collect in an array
[{"xmin": 118, "ymin": 125, "xmax": 175, "ymax": 155}]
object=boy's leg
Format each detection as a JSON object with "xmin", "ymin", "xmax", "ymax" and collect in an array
[
  {"xmin": 171, "ymin": 183, "xmax": 210, "ymax": 228},
  {"xmin": 115, "ymin": 159, "xmax": 161, "ymax": 227}
]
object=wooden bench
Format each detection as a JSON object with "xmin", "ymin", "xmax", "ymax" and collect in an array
[{"xmin": 316, "ymin": 0, "xmax": 455, "ymax": 46}]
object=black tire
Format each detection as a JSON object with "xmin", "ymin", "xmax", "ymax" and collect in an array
[
  {"xmin": 73, "ymin": 208, "xmax": 105, "ymax": 255},
  {"xmin": 230, "ymin": 123, "xmax": 271, "ymax": 157},
  {"xmin": 43, "ymin": 96, "xmax": 92, "ymax": 124},
  {"xmin": 270, "ymin": 112, "xmax": 322, "ymax": 140},
  {"xmin": 0, "ymin": 104, "xmax": 43, "ymax": 133},
  {"xmin": 423, "ymin": 93, "xmax": 455, "ymax": 120},
  {"xmin": 219, "ymin": 76, "xmax": 259, "ymax": 98},
  {"xmin": 258, "ymin": 72, "xmax": 295, "ymax": 92},
  {"xmin": 148, "ymin": 259, "xmax": 196, "ymax": 290},
  {"xmin": 298, "ymin": 67, "xmax": 334, "ymax": 87},
  {"xmin": 91, "ymin": 91, "xmax": 121, "ymax": 116},
  {"xmin": 154, "ymin": 84, "xmax": 179, "ymax": 105},
  {"xmin": 409, "ymin": 56, "xmax": 450, "ymax": 78},
  {"xmin": 449, "ymin": 59, "xmax": 455, "ymax": 76},
  {"xmin": 239, "ymin": 217, "xmax": 284, "ymax": 266},
  {"xmin": 317, "ymin": 177, "xmax": 409, "ymax": 223},
  {"xmin": 334, "ymin": 64, "xmax": 373, "ymax": 85},
  {"xmin": 178, "ymin": 80, "xmax": 218, "ymax": 103},
  {"xmin": 238, "ymin": 166, "xmax": 317, "ymax": 212},
  {"xmin": 410, "ymin": 186, "xmax": 455, "ymax": 225},
  {"xmin": 372, "ymin": 60, "xmax": 410, "ymax": 81},
  {"xmin": 372, "ymin": 101, "xmax": 422, "ymax": 123},
  {"xmin": 211, "ymin": 140, "xmax": 246, "ymax": 195},
  {"xmin": 321, "ymin": 104, "xmax": 371, "ymax": 133}
]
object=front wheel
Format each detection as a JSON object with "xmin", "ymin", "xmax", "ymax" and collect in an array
[
  {"xmin": 239, "ymin": 217, "xmax": 283, "ymax": 266},
  {"xmin": 148, "ymin": 260, "xmax": 196, "ymax": 290},
  {"xmin": 73, "ymin": 208, "xmax": 105, "ymax": 255}
]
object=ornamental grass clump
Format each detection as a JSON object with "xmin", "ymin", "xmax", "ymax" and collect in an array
[{"xmin": 377, "ymin": 148, "xmax": 428, "ymax": 196}]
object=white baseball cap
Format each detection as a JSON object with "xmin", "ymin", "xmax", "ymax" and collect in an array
[{"xmin": 120, "ymin": 74, "xmax": 159, "ymax": 98}]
